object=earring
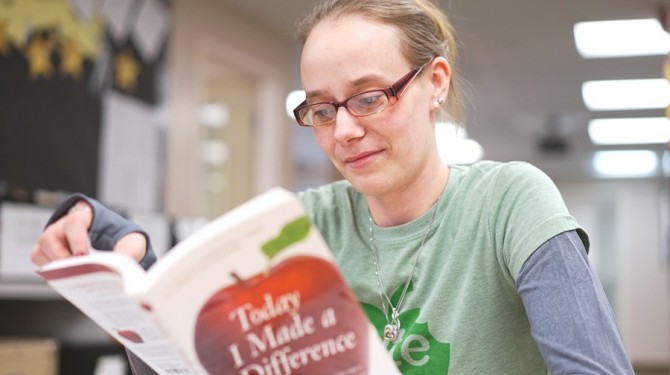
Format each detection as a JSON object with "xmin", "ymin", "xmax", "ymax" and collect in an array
[{"xmin": 435, "ymin": 97, "xmax": 444, "ymax": 107}]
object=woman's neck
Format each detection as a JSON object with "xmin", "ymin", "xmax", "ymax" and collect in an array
[{"xmin": 367, "ymin": 163, "xmax": 450, "ymax": 227}]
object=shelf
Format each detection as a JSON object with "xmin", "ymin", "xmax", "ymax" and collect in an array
[{"xmin": 0, "ymin": 280, "xmax": 60, "ymax": 300}]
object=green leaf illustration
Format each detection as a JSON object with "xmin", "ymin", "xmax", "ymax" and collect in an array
[
  {"xmin": 361, "ymin": 301, "xmax": 388, "ymax": 339},
  {"xmin": 392, "ymin": 308, "xmax": 450, "ymax": 373},
  {"xmin": 361, "ymin": 283, "xmax": 451, "ymax": 373},
  {"xmin": 261, "ymin": 216, "xmax": 311, "ymax": 260},
  {"xmin": 390, "ymin": 280, "xmax": 413, "ymax": 307}
]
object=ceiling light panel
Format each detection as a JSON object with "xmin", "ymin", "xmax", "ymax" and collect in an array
[
  {"xmin": 574, "ymin": 18, "xmax": 670, "ymax": 58},
  {"xmin": 593, "ymin": 150, "xmax": 659, "ymax": 178},
  {"xmin": 588, "ymin": 117, "xmax": 670, "ymax": 145},
  {"xmin": 582, "ymin": 79, "xmax": 670, "ymax": 110}
]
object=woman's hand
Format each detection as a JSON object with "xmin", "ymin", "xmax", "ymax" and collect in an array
[
  {"xmin": 30, "ymin": 200, "xmax": 146, "ymax": 266},
  {"xmin": 112, "ymin": 232, "xmax": 147, "ymax": 263}
]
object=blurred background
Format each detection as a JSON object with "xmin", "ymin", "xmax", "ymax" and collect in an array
[{"xmin": 0, "ymin": 0, "xmax": 668, "ymax": 373}]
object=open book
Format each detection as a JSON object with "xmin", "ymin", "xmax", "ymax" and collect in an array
[{"xmin": 37, "ymin": 187, "xmax": 399, "ymax": 375}]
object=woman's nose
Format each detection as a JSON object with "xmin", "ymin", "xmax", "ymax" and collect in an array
[{"xmin": 332, "ymin": 106, "xmax": 365, "ymax": 144}]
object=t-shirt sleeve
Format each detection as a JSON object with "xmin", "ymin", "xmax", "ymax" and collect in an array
[
  {"xmin": 46, "ymin": 193, "xmax": 157, "ymax": 270},
  {"xmin": 487, "ymin": 162, "xmax": 588, "ymax": 279}
]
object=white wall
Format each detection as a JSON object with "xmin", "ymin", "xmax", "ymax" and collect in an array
[
  {"xmin": 165, "ymin": 0, "xmax": 295, "ymax": 216},
  {"xmin": 559, "ymin": 178, "xmax": 670, "ymax": 366}
]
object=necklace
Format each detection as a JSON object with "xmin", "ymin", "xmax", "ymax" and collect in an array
[{"xmin": 368, "ymin": 197, "xmax": 440, "ymax": 343}]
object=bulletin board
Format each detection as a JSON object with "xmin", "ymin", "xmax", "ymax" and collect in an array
[{"xmin": 0, "ymin": 0, "xmax": 170, "ymax": 212}]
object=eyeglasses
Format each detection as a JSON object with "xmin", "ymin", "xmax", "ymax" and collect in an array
[{"xmin": 293, "ymin": 62, "xmax": 428, "ymax": 127}]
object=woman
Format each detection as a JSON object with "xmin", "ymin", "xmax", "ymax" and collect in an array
[{"xmin": 33, "ymin": 0, "xmax": 634, "ymax": 373}]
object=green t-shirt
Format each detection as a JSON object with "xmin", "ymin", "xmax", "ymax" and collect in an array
[{"xmin": 300, "ymin": 161, "xmax": 586, "ymax": 374}]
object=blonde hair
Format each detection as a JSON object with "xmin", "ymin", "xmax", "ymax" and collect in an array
[{"xmin": 297, "ymin": 0, "xmax": 463, "ymax": 123}]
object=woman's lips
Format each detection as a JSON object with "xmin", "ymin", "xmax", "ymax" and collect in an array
[{"xmin": 344, "ymin": 150, "xmax": 382, "ymax": 169}]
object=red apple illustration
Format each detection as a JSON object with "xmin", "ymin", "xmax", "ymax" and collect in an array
[{"xmin": 194, "ymin": 255, "xmax": 370, "ymax": 375}]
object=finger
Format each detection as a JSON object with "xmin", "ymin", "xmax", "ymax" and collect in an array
[
  {"xmin": 63, "ymin": 215, "xmax": 90, "ymax": 255},
  {"xmin": 30, "ymin": 244, "xmax": 51, "ymax": 266},
  {"xmin": 113, "ymin": 232, "xmax": 147, "ymax": 262},
  {"xmin": 32, "ymin": 201, "xmax": 92, "ymax": 263},
  {"xmin": 31, "ymin": 222, "xmax": 72, "ymax": 262},
  {"xmin": 63, "ymin": 201, "xmax": 93, "ymax": 256}
]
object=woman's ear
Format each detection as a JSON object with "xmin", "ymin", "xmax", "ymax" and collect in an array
[{"xmin": 429, "ymin": 57, "xmax": 451, "ymax": 110}]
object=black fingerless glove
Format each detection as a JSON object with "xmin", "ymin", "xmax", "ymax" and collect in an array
[{"xmin": 47, "ymin": 193, "xmax": 157, "ymax": 270}]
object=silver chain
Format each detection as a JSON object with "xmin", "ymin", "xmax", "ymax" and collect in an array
[{"xmin": 368, "ymin": 197, "xmax": 440, "ymax": 342}]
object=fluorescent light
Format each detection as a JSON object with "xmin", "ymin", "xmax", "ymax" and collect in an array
[
  {"xmin": 593, "ymin": 150, "xmax": 658, "ymax": 178},
  {"xmin": 436, "ymin": 122, "xmax": 483, "ymax": 164},
  {"xmin": 582, "ymin": 79, "xmax": 670, "ymax": 110},
  {"xmin": 197, "ymin": 102, "xmax": 229, "ymax": 128},
  {"xmin": 438, "ymin": 139, "xmax": 484, "ymax": 165},
  {"xmin": 285, "ymin": 90, "xmax": 305, "ymax": 120},
  {"xmin": 588, "ymin": 117, "xmax": 670, "ymax": 145},
  {"xmin": 574, "ymin": 18, "xmax": 670, "ymax": 58},
  {"xmin": 436, "ymin": 121, "xmax": 468, "ymax": 140},
  {"xmin": 199, "ymin": 140, "xmax": 229, "ymax": 166}
]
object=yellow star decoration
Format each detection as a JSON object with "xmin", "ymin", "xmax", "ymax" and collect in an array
[
  {"xmin": 24, "ymin": 32, "xmax": 57, "ymax": 79},
  {"xmin": 59, "ymin": 39, "xmax": 84, "ymax": 79},
  {"xmin": 1, "ymin": 0, "xmax": 103, "ymax": 60},
  {"xmin": 0, "ymin": 20, "xmax": 9, "ymax": 55},
  {"xmin": 115, "ymin": 49, "xmax": 140, "ymax": 92}
]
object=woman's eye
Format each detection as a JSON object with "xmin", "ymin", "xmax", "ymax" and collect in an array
[
  {"xmin": 312, "ymin": 105, "xmax": 334, "ymax": 119},
  {"xmin": 357, "ymin": 92, "xmax": 384, "ymax": 107}
]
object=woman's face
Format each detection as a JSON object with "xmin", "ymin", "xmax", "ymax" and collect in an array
[{"xmin": 300, "ymin": 15, "xmax": 445, "ymax": 198}]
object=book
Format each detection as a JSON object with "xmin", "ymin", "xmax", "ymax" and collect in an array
[{"xmin": 37, "ymin": 187, "xmax": 400, "ymax": 375}]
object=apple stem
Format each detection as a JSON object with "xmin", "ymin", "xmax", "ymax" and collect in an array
[{"xmin": 230, "ymin": 272, "xmax": 248, "ymax": 287}]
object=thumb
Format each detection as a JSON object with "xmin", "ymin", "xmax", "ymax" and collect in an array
[{"xmin": 113, "ymin": 232, "xmax": 147, "ymax": 262}]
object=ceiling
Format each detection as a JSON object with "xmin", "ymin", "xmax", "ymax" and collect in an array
[{"xmin": 223, "ymin": 0, "xmax": 668, "ymax": 181}]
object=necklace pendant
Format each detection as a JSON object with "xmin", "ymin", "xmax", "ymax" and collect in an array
[
  {"xmin": 383, "ymin": 323, "xmax": 398, "ymax": 342},
  {"xmin": 383, "ymin": 308, "xmax": 401, "ymax": 342}
]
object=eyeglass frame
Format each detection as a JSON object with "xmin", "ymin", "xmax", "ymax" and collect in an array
[{"xmin": 292, "ymin": 60, "xmax": 430, "ymax": 127}]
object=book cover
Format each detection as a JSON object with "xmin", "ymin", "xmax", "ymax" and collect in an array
[{"xmin": 37, "ymin": 187, "xmax": 399, "ymax": 374}]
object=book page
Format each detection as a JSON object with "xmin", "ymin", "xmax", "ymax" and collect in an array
[{"xmin": 38, "ymin": 254, "xmax": 195, "ymax": 373}]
